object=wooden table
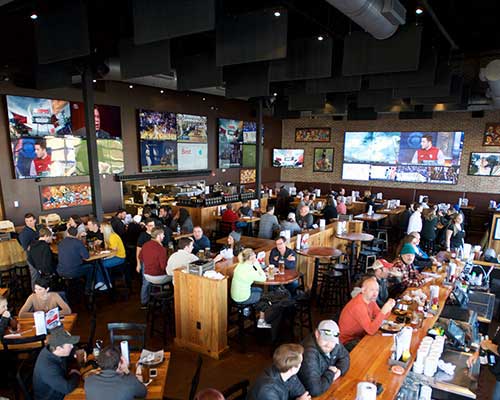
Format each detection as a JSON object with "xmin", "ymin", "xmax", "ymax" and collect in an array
[
  {"xmin": 64, "ymin": 351, "xmax": 171, "ymax": 400},
  {"xmin": 1, "ymin": 313, "xmax": 78, "ymax": 351},
  {"xmin": 314, "ymin": 274, "xmax": 454, "ymax": 400},
  {"xmin": 377, "ymin": 207, "xmax": 406, "ymax": 216},
  {"xmin": 354, "ymin": 213, "xmax": 387, "ymax": 223},
  {"xmin": 171, "ymin": 232, "xmax": 193, "ymax": 241},
  {"xmin": 260, "ymin": 269, "xmax": 300, "ymax": 286},
  {"xmin": 297, "ymin": 246, "xmax": 343, "ymax": 299},
  {"xmin": 216, "ymin": 235, "xmax": 275, "ymax": 249},
  {"xmin": 335, "ymin": 232, "xmax": 374, "ymax": 270},
  {"xmin": 0, "ymin": 288, "xmax": 8, "ymax": 297}
]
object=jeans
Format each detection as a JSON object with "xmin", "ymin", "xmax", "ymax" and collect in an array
[
  {"xmin": 494, "ymin": 380, "xmax": 500, "ymax": 400},
  {"xmin": 237, "ymin": 287, "xmax": 262, "ymax": 305},
  {"xmin": 58, "ymin": 264, "xmax": 94, "ymax": 290},
  {"xmin": 102, "ymin": 256, "xmax": 125, "ymax": 268}
]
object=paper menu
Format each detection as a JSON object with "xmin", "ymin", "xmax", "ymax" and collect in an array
[
  {"xmin": 256, "ymin": 251, "xmax": 266, "ymax": 266},
  {"xmin": 301, "ymin": 233, "xmax": 310, "ymax": 249},
  {"xmin": 45, "ymin": 307, "xmax": 61, "ymax": 330},
  {"xmin": 394, "ymin": 326, "xmax": 413, "ymax": 361},
  {"xmin": 34, "ymin": 311, "xmax": 47, "ymax": 336}
]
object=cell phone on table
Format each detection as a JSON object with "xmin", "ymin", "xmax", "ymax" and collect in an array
[{"xmin": 150, "ymin": 369, "xmax": 157, "ymax": 378}]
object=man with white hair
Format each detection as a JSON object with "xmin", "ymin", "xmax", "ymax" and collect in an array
[
  {"xmin": 280, "ymin": 212, "xmax": 301, "ymax": 236},
  {"xmin": 297, "ymin": 205, "xmax": 314, "ymax": 229}
]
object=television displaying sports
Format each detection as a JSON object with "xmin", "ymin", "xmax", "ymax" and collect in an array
[
  {"xmin": 40, "ymin": 183, "xmax": 92, "ymax": 210},
  {"xmin": 242, "ymin": 144, "xmax": 256, "ymax": 168},
  {"xmin": 243, "ymin": 121, "xmax": 256, "ymax": 144},
  {"xmin": 273, "ymin": 149, "xmax": 304, "ymax": 168},
  {"xmin": 468, "ymin": 152, "xmax": 500, "ymax": 176},
  {"xmin": 176, "ymin": 114, "xmax": 207, "ymax": 143},
  {"xmin": 138, "ymin": 109, "xmax": 177, "ymax": 141},
  {"xmin": 342, "ymin": 131, "xmax": 464, "ymax": 184},
  {"xmin": 140, "ymin": 140, "xmax": 177, "ymax": 172},
  {"xmin": 6, "ymin": 95, "xmax": 124, "ymax": 178}
]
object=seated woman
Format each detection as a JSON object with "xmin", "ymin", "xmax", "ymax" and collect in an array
[
  {"xmin": 67, "ymin": 214, "xmax": 86, "ymax": 239},
  {"xmin": 230, "ymin": 248, "xmax": 269, "ymax": 327},
  {"xmin": 217, "ymin": 231, "xmax": 243, "ymax": 260},
  {"xmin": 170, "ymin": 208, "xmax": 194, "ymax": 233},
  {"xmin": 322, "ymin": 195, "xmax": 338, "ymax": 222},
  {"xmin": 19, "ymin": 277, "xmax": 71, "ymax": 318},
  {"xmin": 100, "ymin": 222, "xmax": 126, "ymax": 269}
]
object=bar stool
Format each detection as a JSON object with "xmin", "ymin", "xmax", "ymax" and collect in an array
[
  {"xmin": 293, "ymin": 274, "xmax": 313, "ymax": 340},
  {"xmin": 333, "ymin": 263, "xmax": 352, "ymax": 304},
  {"xmin": 318, "ymin": 270, "xmax": 343, "ymax": 313},
  {"xmin": 230, "ymin": 301, "xmax": 257, "ymax": 353},
  {"xmin": 147, "ymin": 281, "xmax": 175, "ymax": 342}
]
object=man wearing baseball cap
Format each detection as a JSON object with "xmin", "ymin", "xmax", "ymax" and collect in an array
[
  {"xmin": 298, "ymin": 320, "xmax": 350, "ymax": 397},
  {"xmin": 33, "ymin": 327, "xmax": 82, "ymax": 400},
  {"xmin": 367, "ymin": 259, "xmax": 392, "ymax": 307}
]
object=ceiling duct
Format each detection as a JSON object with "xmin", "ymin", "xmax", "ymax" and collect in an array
[
  {"xmin": 480, "ymin": 59, "xmax": 500, "ymax": 108},
  {"xmin": 325, "ymin": 0, "xmax": 405, "ymax": 40}
]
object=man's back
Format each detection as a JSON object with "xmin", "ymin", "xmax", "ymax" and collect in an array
[
  {"xmin": 258, "ymin": 213, "xmax": 278, "ymax": 239},
  {"xmin": 57, "ymin": 237, "xmax": 88, "ymax": 276},
  {"xmin": 84, "ymin": 370, "xmax": 146, "ymax": 400}
]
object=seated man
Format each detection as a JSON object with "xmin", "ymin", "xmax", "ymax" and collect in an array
[
  {"xmin": 139, "ymin": 228, "xmax": 169, "ymax": 306},
  {"xmin": 221, "ymin": 203, "xmax": 240, "ymax": 231},
  {"xmin": 248, "ymin": 343, "xmax": 311, "ymax": 400},
  {"xmin": 166, "ymin": 237, "xmax": 199, "ymax": 278},
  {"xmin": 408, "ymin": 231, "xmax": 434, "ymax": 270},
  {"xmin": 33, "ymin": 327, "xmax": 81, "ymax": 400},
  {"xmin": 269, "ymin": 236, "xmax": 299, "ymax": 295},
  {"xmin": 110, "ymin": 208, "xmax": 127, "ymax": 242},
  {"xmin": 298, "ymin": 320, "xmax": 350, "ymax": 397},
  {"xmin": 28, "ymin": 227, "xmax": 56, "ymax": 286},
  {"xmin": 296, "ymin": 205, "xmax": 314, "ymax": 229},
  {"xmin": 86, "ymin": 217, "xmax": 104, "ymax": 247},
  {"xmin": 0, "ymin": 295, "xmax": 12, "ymax": 339},
  {"xmin": 192, "ymin": 226, "xmax": 211, "ymax": 255},
  {"xmin": 367, "ymin": 259, "xmax": 392, "ymax": 308},
  {"xmin": 135, "ymin": 218, "xmax": 155, "ymax": 273},
  {"xmin": 280, "ymin": 213, "xmax": 301, "ymax": 236},
  {"xmin": 84, "ymin": 346, "xmax": 146, "ymax": 400},
  {"xmin": 258, "ymin": 205, "xmax": 280, "ymax": 239},
  {"xmin": 238, "ymin": 200, "xmax": 253, "ymax": 218},
  {"xmin": 56, "ymin": 227, "xmax": 93, "ymax": 289},
  {"xmin": 339, "ymin": 276, "xmax": 395, "ymax": 351},
  {"xmin": 391, "ymin": 243, "xmax": 423, "ymax": 296}
]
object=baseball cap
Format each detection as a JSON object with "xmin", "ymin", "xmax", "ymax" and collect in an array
[
  {"xmin": 287, "ymin": 212, "xmax": 296, "ymax": 221},
  {"xmin": 317, "ymin": 320, "xmax": 340, "ymax": 344},
  {"xmin": 367, "ymin": 259, "xmax": 393, "ymax": 270},
  {"xmin": 48, "ymin": 326, "xmax": 80, "ymax": 348}
]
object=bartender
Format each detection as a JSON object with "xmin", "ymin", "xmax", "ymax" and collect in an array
[{"xmin": 467, "ymin": 330, "xmax": 500, "ymax": 400}]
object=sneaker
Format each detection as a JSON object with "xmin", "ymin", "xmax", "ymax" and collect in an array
[
  {"xmin": 98, "ymin": 284, "xmax": 108, "ymax": 291},
  {"xmin": 257, "ymin": 318, "xmax": 271, "ymax": 329},
  {"xmin": 94, "ymin": 282, "xmax": 105, "ymax": 290},
  {"xmin": 140, "ymin": 304, "xmax": 148, "ymax": 310}
]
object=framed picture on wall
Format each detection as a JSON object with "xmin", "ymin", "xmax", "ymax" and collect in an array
[
  {"xmin": 313, "ymin": 147, "xmax": 334, "ymax": 172},
  {"xmin": 483, "ymin": 123, "xmax": 500, "ymax": 146},
  {"xmin": 40, "ymin": 183, "xmax": 92, "ymax": 211},
  {"xmin": 468, "ymin": 152, "xmax": 500, "ymax": 176},
  {"xmin": 295, "ymin": 127, "xmax": 331, "ymax": 142},
  {"xmin": 240, "ymin": 168, "xmax": 256, "ymax": 184}
]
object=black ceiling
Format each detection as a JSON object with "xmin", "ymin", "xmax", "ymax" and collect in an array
[{"xmin": 0, "ymin": 0, "xmax": 499, "ymax": 116}]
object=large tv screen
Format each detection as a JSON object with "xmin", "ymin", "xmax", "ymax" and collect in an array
[
  {"xmin": 342, "ymin": 131, "xmax": 464, "ymax": 184},
  {"xmin": 6, "ymin": 95, "xmax": 124, "ymax": 178},
  {"xmin": 40, "ymin": 183, "xmax": 92, "ymax": 210},
  {"xmin": 273, "ymin": 149, "xmax": 304, "ymax": 168},
  {"xmin": 468, "ymin": 152, "xmax": 500, "ymax": 176}
]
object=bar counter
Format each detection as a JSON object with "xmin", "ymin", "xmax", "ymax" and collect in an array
[{"xmin": 314, "ymin": 272, "xmax": 459, "ymax": 399}]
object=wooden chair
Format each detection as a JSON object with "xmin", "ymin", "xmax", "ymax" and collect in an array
[
  {"xmin": 39, "ymin": 213, "xmax": 61, "ymax": 227},
  {"xmin": 222, "ymin": 379, "xmax": 250, "ymax": 400},
  {"xmin": 188, "ymin": 355, "xmax": 203, "ymax": 400},
  {"xmin": 1, "ymin": 334, "xmax": 46, "ymax": 353},
  {"xmin": 0, "ymin": 220, "xmax": 15, "ymax": 232},
  {"xmin": 218, "ymin": 221, "xmax": 234, "ymax": 237},
  {"xmin": 107, "ymin": 322, "xmax": 146, "ymax": 351}
]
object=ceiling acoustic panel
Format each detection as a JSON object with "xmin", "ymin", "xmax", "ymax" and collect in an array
[
  {"xmin": 120, "ymin": 39, "xmax": 171, "ymax": 80},
  {"xmin": 305, "ymin": 75, "xmax": 362, "ymax": 93},
  {"xmin": 133, "ymin": 0, "xmax": 215, "ymax": 44},
  {"xmin": 393, "ymin": 62, "xmax": 453, "ymax": 98},
  {"xmin": 270, "ymin": 37, "xmax": 333, "ymax": 81},
  {"xmin": 288, "ymin": 93, "xmax": 326, "ymax": 111},
  {"xmin": 224, "ymin": 62, "xmax": 270, "ymax": 98},
  {"xmin": 176, "ymin": 52, "xmax": 222, "ymax": 91},
  {"xmin": 216, "ymin": 9, "xmax": 288, "ymax": 66},
  {"xmin": 342, "ymin": 25, "xmax": 422, "ymax": 76}
]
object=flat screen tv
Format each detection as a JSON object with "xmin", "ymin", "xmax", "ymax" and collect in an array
[
  {"xmin": 342, "ymin": 131, "xmax": 464, "ymax": 184},
  {"xmin": 40, "ymin": 183, "xmax": 92, "ymax": 210},
  {"xmin": 273, "ymin": 149, "xmax": 304, "ymax": 168},
  {"xmin": 468, "ymin": 152, "xmax": 500, "ymax": 176}
]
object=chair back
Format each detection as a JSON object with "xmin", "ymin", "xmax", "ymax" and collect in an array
[
  {"xmin": 222, "ymin": 379, "xmax": 250, "ymax": 400},
  {"xmin": 107, "ymin": 322, "xmax": 146, "ymax": 351},
  {"xmin": 40, "ymin": 214, "xmax": 61, "ymax": 227},
  {"xmin": 2, "ymin": 334, "xmax": 46, "ymax": 353},
  {"xmin": 0, "ymin": 220, "xmax": 15, "ymax": 232},
  {"xmin": 188, "ymin": 355, "xmax": 203, "ymax": 400},
  {"xmin": 338, "ymin": 214, "xmax": 352, "ymax": 222}
]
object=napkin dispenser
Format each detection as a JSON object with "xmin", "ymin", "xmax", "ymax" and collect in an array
[{"xmin": 188, "ymin": 259, "xmax": 214, "ymax": 276}]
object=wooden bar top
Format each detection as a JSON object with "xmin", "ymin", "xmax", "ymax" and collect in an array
[
  {"xmin": 354, "ymin": 213, "xmax": 387, "ymax": 222},
  {"xmin": 65, "ymin": 351, "xmax": 171, "ymax": 400},
  {"xmin": 0, "ymin": 288, "xmax": 8, "ymax": 297},
  {"xmin": 315, "ymin": 275, "xmax": 455, "ymax": 400}
]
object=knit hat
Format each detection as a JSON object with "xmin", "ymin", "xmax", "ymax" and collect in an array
[
  {"xmin": 400, "ymin": 243, "xmax": 416, "ymax": 256},
  {"xmin": 229, "ymin": 231, "xmax": 241, "ymax": 242}
]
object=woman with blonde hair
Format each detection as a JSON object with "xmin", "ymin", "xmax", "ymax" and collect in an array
[
  {"xmin": 230, "ymin": 248, "xmax": 269, "ymax": 328},
  {"xmin": 100, "ymin": 221, "xmax": 126, "ymax": 268}
]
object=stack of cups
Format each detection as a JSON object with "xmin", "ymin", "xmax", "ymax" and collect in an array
[
  {"xmin": 424, "ymin": 355, "xmax": 439, "ymax": 377},
  {"xmin": 419, "ymin": 385, "xmax": 432, "ymax": 400},
  {"xmin": 413, "ymin": 337, "xmax": 433, "ymax": 374}
]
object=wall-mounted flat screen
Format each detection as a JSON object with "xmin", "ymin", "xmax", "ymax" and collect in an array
[
  {"xmin": 218, "ymin": 118, "xmax": 243, "ymax": 168},
  {"xmin": 138, "ymin": 109, "xmax": 177, "ymax": 141},
  {"xmin": 140, "ymin": 140, "xmax": 177, "ymax": 172},
  {"xmin": 242, "ymin": 144, "xmax": 256, "ymax": 168},
  {"xmin": 40, "ymin": 183, "xmax": 92, "ymax": 210},
  {"xmin": 342, "ymin": 131, "xmax": 464, "ymax": 184},
  {"xmin": 468, "ymin": 152, "xmax": 500, "ymax": 176},
  {"xmin": 176, "ymin": 114, "xmax": 207, "ymax": 143},
  {"xmin": 273, "ymin": 149, "xmax": 304, "ymax": 168},
  {"xmin": 177, "ymin": 143, "xmax": 208, "ymax": 171}
]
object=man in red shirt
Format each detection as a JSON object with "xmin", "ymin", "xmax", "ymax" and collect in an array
[
  {"xmin": 138, "ymin": 228, "xmax": 169, "ymax": 307},
  {"xmin": 338, "ymin": 276, "xmax": 395, "ymax": 351},
  {"xmin": 34, "ymin": 139, "xmax": 52, "ymax": 175},
  {"xmin": 221, "ymin": 203, "xmax": 240, "ymax": 230},
  {"xmin": 411, "ymin": 134, "xmax": 445, "ymax": 165}
]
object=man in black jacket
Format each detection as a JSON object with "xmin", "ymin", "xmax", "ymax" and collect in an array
[
  {"xmin": 248, "ymin": 343, "xmax": 311, "ymax": 400},
  {"xmin": 298, "ymin": 320, "xmax": 350, "ymax": 397},
  {"xmin": 27, "ymin": 227, "xmax": 56, "ymax": 288},
  {"xmin": 110, "ymin": 208, "xmax": 127, "ymax": 241},
  {"xmin": 33, "ymin": 327, "xmax": 81, "ymax": 400},
  {"xmin": 84, "ymin": 346, "xmax": 146, "ymax": 400}
]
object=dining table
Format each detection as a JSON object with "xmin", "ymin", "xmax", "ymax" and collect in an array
[
  {"xmin": 216, "ymin": 235, "xmax": 275, "ymax": 249},
  {"xmin": 260, "ymin": 268, "xmax": 300, "ymax": 286},
  {"xmin": 335, "ymin": 232, "xmax": 375, "ymax": 270},
  {"xmin": 64, "ymin": 351, "xmax": 171, "ymax": 400}
]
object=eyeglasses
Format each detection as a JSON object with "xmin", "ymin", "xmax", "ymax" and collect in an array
[{"xmin": 320, "ymin": 329, "xmax": 339, "ymax": 338}]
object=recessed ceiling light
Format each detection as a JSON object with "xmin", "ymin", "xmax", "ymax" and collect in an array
[
  {"xmin": 30, "ymin": 13, "xmax": 38, "ymax": 20},
  {"xmin": 129, "ymin": 85, "xmax": 133, "ymax": 89},
  {"xmin": 273, "ymin": 92, "xmax": 278, "ymax": 97},
  {"xmin": 202, "ymin": 97, "xmax": 206, "ymax": 101},
  {"xmin": 92, "ymin": 79, "xmax": 97, "ymax": 83},
  {"xmin": 415, "ymin": 7, "xmax": 423, "ymax": 15},
  {"xmin": 160, "ymin": 90, "xmax": 164, "ymax": 94},
  {"xmin": 274, "ymin": 11, "xmax": 281, "ymax": 17},
  {"xmin": 317, "ymin": 35, "xmax": 324, "ymax": 41}
]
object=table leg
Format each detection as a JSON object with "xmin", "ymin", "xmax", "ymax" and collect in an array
[
  {"xmin": 350, "ymin": 241, "xmax": 356, "ymax": 270},
  {"xmin": 311, "ymin": 257, "xmax": 320, "ymax": 300}
]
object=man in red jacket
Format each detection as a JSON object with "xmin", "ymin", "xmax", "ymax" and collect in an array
[
  {"xmin": 338, "ymin": 276, "xmax": 395, "ymax": 351},
  {"xmin": 221, "ymin": 203, "xmax": 240, "ymax": 231},
  {"xmin": 411, "ymin": 134, "xmax": 445, "ymax": 165}
]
